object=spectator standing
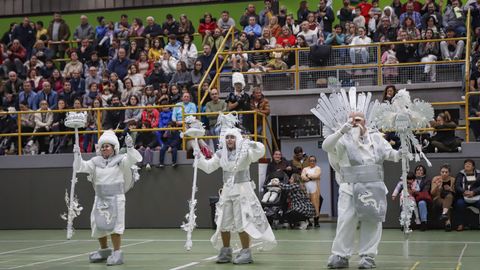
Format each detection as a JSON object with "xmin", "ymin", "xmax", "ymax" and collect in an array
[
  {"xmin": 240, "ymin": 3, "xmax": 259, "ymax": 28},
  {"xmin": 77, "ymin": 39, "xmax": 94, "ymax": 64},
  {"xmin": 244, "ymin": 16, "xmax": 262, "ymax": 48},
  {"xmin": 164, "ymin": 34, "xmax": 182, "ymax": 60},
  {"xmin": 297, "ymin": 1, "xmax": 312, "ymax": 23},
  {"xmin": 454, "ymin": 159, "xmax": 480, "ymax": 231},
  {"xmin": 205, "ymin": 88, "xmax": 226, "ymax": 150},
  {"xmin": 12, "ymin": 17, "xmax": 36, "ymax": 58},
  {"xmin": 1, "ymin": 23, "xmax": 16, "ymax": 46},
  {"xmin": 249, "ymin": 86, "xmax": 270, "ymax": 134},
  {"xmin": 73, "ymin": 15, "xmax": 95, "ymax": 43},
  {"xmin": 338, "ymin": 0, "xmax": 354, "ymax": 26},
  {"xmin": 443, "ymin": 0, "xmax": 466, "ymax": 37},
  {"xmin": 259, "ymin": 0, "xmax": 274, "ymax": 26},
  {"xmin": 317, "ymin": 0, "xmax": 335, "ymax": 36},
  {"xmin": 418, "ymin": 29, "xmax": 440, "ymax": 82},
  {"xmin": 142, "ymin": 16, "xmax": 164, "ymax": 47},
  {"xmin": 35, "ymin": 21, "xmax": 48, "ymax": 41},
  {"xmin": 47, "ymin": 12, "xmax": 71, "ymax": 60},
  {"xmin": 399, "ymin": 2, "xmax": 422, "ymax": 28},
  {"xmin": 217, "ymin": 11, "xmax": 236, "ymax": 36}
]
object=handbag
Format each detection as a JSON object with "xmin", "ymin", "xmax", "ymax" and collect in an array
[{"xmin": 414, "ymin": 191, "xmax": 432, "ymax": 203}]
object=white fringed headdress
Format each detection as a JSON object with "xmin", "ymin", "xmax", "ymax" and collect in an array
[
  {"xmin": 96, "ymin": 130, "xmax": 120, "ymax": 156},
  {"xmin": 310, "ymin": 87, "xmax": 379, "ymax": 136}
]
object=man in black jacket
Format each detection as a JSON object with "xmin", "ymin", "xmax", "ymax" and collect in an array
[
  {"xmin": 103, "ymin": 95, "xmax": 125, "ymax": 130},
  {"xmin": 454, "ymin": 159, "xmax": 480, "ymax": 231},
  {"xmin": 12, "ymin": 17, "xmax": 36, "ymax": 58}
]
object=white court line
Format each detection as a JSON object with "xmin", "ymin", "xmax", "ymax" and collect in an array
[
  {"xmin": 168, "ymin": 242, "xmax": 262, "ymax": 270},
  {"xmin": 2, "ymin": 240, "xmax": 153, "ymax": 270},
  {"xmin": 0, "ymin": 241, "xmax": 71, "ymax": 256},
  {"xmin": 455, "ymin": 243, "xmax": 468, "ymax": 270}
]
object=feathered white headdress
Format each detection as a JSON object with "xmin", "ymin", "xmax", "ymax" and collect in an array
[{"xmin": 310, "ymin": 87, "xmax": 379, "ymax": 136}]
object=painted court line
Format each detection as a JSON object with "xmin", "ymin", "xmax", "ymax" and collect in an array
[
  {"xmin": 410, "ymin": 261, "xmax": 420, "ymax": 270},
  {"xmin": 456, "ymin": 243, "xmax": 468, "ymax": 270},
  {"xmin": 0, "ymin": 241, "xmax": 71, "ymax": 256},
  {"xmin": 2, "ymin": 240, "xmax": 153, "ymax": 270}
]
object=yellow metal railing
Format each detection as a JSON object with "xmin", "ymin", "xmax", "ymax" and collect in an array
[
  {"xmin": 0, "ymin": 105, "xmax": 184, "ymax": 155},
  {"xmin": 465, "ymin": 91, "xmax": 480, "ymax": 142}
]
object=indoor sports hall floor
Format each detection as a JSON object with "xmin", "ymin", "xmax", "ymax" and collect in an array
[{"xmin": 0, "ymin": 224, "xmax": 477, "ymax": 270}]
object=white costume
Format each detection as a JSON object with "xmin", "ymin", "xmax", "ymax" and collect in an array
[
  {"xmin": 195, "ymin": 126, "xmax": 276, "ymax": 251},
  {"xmin": 74, "ymin": 131, "xmax": 142, "ymax": 238},
  {"xmin": 261, "ymin": 178, "xmax": 281, "ymax": 203},
  {"xmin": 311, "ymin": 88, "xmax": 401, "ymax": 269}
]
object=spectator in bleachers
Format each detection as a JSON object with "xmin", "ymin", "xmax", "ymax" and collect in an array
[
  {"xmin": 391, "ymin": 0, "xmax": 403, "ymax": 18},
  {"xmin": 399, "ymin": 2, "xmax": 422, "ymax": 29},
  {"xmin": 18, "ymin": 80, "xmax": 37, "ymax": 110},
  {"xmin": 381, "ymin": 45, "xmax": 399, "ymax": 83},
  {"xmin": 266, "ymin": 45, "xmax": 288, "ymax": 71},
  {"xmin": 172, "ymin": 92, "xmax": 196, "ymax": 125},
  {"xmin": 127, "ymin": 40, "xmax": 140, "ymax": 61},
  {"xmin": 278, "ymin": 5, "xmax": 288, "ymax": 27},
  {"xmin": 128, "ymin": 18, "xmax": 144, "ymax": 41},
  {"xmin": 205, "ymin": 88, "xmax": 226, "ymax": 150},
  {"xmin": 380, "ymin": 6, "xmax": 399, "ymax": 28},
  {"xmin": 429, "ymin": 111, "xmax": 462, "ymax": 152},
  {"xmin": 368, "ymin": 1, "xmax": 383, "ymax": 35},
  {"xmin": 84, "ymin": 65, "xmax": 101, "ymax": 92},
  {"xmin": 244, "ymin": 16, "xmax": 262, "ymax": 49},
  {"xmin": 226, "ymin": 73, "xmax": 250, "ymax": 127},
  {"xmin": 236, "ymin": 32, "xmax": 250, "ymax": 50},
  {"xmin": 85, "ymin": 51, "xmax": 106, "ymax": 78},
  {"xmin": 306, "ymin": 12, "xmax": 320, "ymax": 31},
  {"xmin": 18, "ymin": 101, "xmax": 35, "ymax": 145},
  {"xmin": 137, "ymin": 51, "xmax": 152, "ymax": 77},
  {"xmin": 73, "ymin": 15, "xmax": 95, "ymax": 43},
  {"xmin": 277, "ymin": 26, "xmax": 297, "ymax": 47},
  {"xmin": 440, "ymin": 27, "xmax": 465, "ymax": 60},
  {"xmin": 431, "ymin": 164, "xmax": 456, "ymax": 231},
  {"xmin": 260, "ymin": 28, "xmax": 277, "ymax": 49},
  {"xmin": 77, "ymin": 39, "xmax": 93, "ymax": 64},
  {"xmin": 358, "ymin": 0, "xmax": 373, "ymax": 24},
  {"xmin": 70, "ymin": 70, "xmax": 85, "ymax": 94},
  {"xmin": 3, "ymin": 71, "xmax": 23, "ymax": 97},
  {"xmin": 117, "ymin": 23, "xmax": 130, "ymax": 47},
  {"xmin": 83, "ymin": 97, "xmax": 101, "ymax": 152},
  {"xmin": 109, "ymin": 72, "xmax": 124, "ymax": 93},
  {"xmin": 418, "ymin": 29, "xmax": 440, "ymax": 82},
  {"xmin": 421, "ymin": 2, "xmax": 443, "ymax": 30},
  {"xmin": 160, "ymin": 50, "xmax": 178, "ymax": 82},
  {"xmin": 374, "ymin": 16, "xmax": 397, "ymax": 42},
  {"xmin": 259, "ymin": 0, "xmax": 274, "ymax": 26},
  {"xmin": 114, "ymin": 14, "xmax": 130, "ymax": 34},
  {"xmin": 413, "ymin": 164, "xmax": 431, "ymax": 231},
  {"xmin": 400, "ymin": 16, "xmax": 422, "ymax": 40},
  {"xmin": 344, "ymin": 23, "xmax": 357, "ymax": 44},
  {"xmin": 178, "ymin": 14, "xmax": 195, "ymax": 38},
  {"xmin": 1, "ymin": 23, "xmax": 16, "ymax": 46},
  {"xmin": 141, "ymin": 102, "xmax": 159, "ymax": 128},
  {"xmin": 12, "ymin": 17, "xmax": 36, "ymax": 58},
  {"xmin": 103, "ymin": 95, "xmax": 125, "ymax": 129},
  {"xmin": 191, "ymin": 60, "xmax": 210, "ymax": 89},
  {"xmin": 443, "ymin": 0, "xmax": 466, "ymax": 37},
  {"xmin": 35, "ymin": 21, "xmax": 47, "ymax": 41},
  {"xmin": 249, "ymin": 86, "xmax": 270, "ymax": 134},
  {"xmin": 240, "ymin": 3, "xmax": 260, "ymax": 28},
  {"xmin": 146, "ymin": 62, "xmax": 166, "ymax": 90},
  {"xmin": 50, "ymin": 99, "xmax": 69, "ymax": 153},
  {"xmin": 269, "ymin": 16, "xmax": 282, "ymax": 38},
  {"xmin": 402, "ymin": 0, "xmax": 423, "ymax": 13},
  {"xmin": 420, "ymin": 0, "xmax": 441, "ymax": 15},
  {"xmin": 198, "ymin": 13, "xmax": 217, "ymax": 40},
  {"xmin": 120, "ymin": 78, "xmax": 139, "ymax": 105},
  {"xmin": 349, "ymin": 26, "xmax": 371, "ymax": 65},
  {"xmin": 422, "ymin": 16, "xmax": 445, "ymax": 38},
  {"xmin": 246, "ymin": 39, "xmax": 268, "ymax": 87},
  {"xmin": 125, "ymin": 64, "xmax": 146, "ymax": 91},
  {"xmin": 26, "ymin": 69, "xmax": 44, "ymax": 92},
  {"xmin": 326, "ymin": 24, "xmax": 346, "ymax": 45},
  {"xmin": 31, "ymin": 40, "xmax": 53, "ymax": 63},
  {"xmin": 285, "ymin": 14, "xmax": 300, "ymax": 35},
  {"xmin": 134, "ymin": 120, "xmax": 156, "ymax": 170},
  {"xmin": 299, "ymin": 21, "xmax": 318, "ymax": 46},
  {"xmin": 35, "ymin": 81, "xmax": 58, "ymax": 109},
  {"xmin": 396, "ymin": 29, "xmax": 418, "ymax": 61},
  {"xmin": 454, "ymin": 159, "xmax": 480, "ymax": 231},
  {"xmin": 141, "ymin": 85, "xmax": 156, "ymax": 106},
  {"xmin": 202, "ymin": 28, "xmax": 224, "ymax": 54},
  {"xmin": 353, "ymin": 6, "xmax": 367, "ymax": 28},
  {"xmin": 83, "ymin": 82, "xmax": 98, "ymax": 108},
  {"xmin": 197, "ymin": 43, "xmax": 215, "ymax": 71},
  {"xmin": 338, "ymin": 0, "xmax": 354, "ymax": 26},
  {"xmin": 47, "ymin": 12, "xmax": 71, "ymax": 60},
  {"xmin": 33, "ymin": 99, "xmax": 53, "ymax": 154},
  {"xmin": 162, "ymin": 14, "xmax": 179, "ymax": 39},
  {"xmin": 107, "ymin": 48, "xmax": 131, "ymax": 80},
  {"xmin": 169, "ymin": 61, "xmax": 192, "ymax": 87},
  {"xmin": 164, "ymin": 34, "xmax": 182, "ymax": 60},
  {"xmin": 148, "ymin": 38, "xmax": 164, "ymax": 62},
  {"xmin": 142, "ymin": 16, "xmax": 164, "ymax": 47},
  {"xmin": 318, "ymin": 0, "xmax": 335, "ymax": 36},
  {"xmin": 60, "ymin": 81, "xmax": 76, "ymax": 108},
  {"xmin": 158, "ymin": 121, "xmax": 181, "ymax": 167},
  {"xmin": 62, "ymin": 52, "xmax": 83, "ymax": 79},
  {"xmin": 4, "ymin": 39, "xmax": 27, "ymax": 76},
  {"xmin": 297, "ymin": 1, "xmax": 312, "ymax": 23},
  {"xmin": 39, "ymin": 59, "xmax": 54, "ymax": 79},
  {"xmin": 99, "ymin": 21, "xmax": 115, "ymax": 48},
  {"xmin": 49, "ymin": 69, "xmax": 64, "ymax": 93},
  {"xmin": 217, "ymin": 11, "xmax": 236, "ymax": 36}
]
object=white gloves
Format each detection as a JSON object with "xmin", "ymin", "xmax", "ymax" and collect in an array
[
  {"xmin": 125, "ymin": 133, "xmax": 134, "ymax": 148},
  {"xmin": 340, "ymin": 122, "xmax": 353, "ymax": 134}
]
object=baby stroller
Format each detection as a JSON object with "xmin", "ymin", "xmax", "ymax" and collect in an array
[{"xmin": 262, "ymin": 171, "xmax": 288, "ymax": 229}]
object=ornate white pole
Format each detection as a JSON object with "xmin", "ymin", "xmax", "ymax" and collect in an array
[{"xmin": 61, "ymin": 112, "xmax": 87, "ymax": 240}]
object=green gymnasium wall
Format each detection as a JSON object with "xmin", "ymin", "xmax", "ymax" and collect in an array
[{"xmin": 0, "ymin": 0, "xmax": 429, "ymax": 35}]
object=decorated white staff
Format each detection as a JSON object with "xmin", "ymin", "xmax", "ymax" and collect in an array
[
  {"xmin": 61, "ymin": 111, "xmax": 87, "ymax": 240},
  {"xmin": 180, "ymin": 116, "xmax": 206, "ymax": 250},
  {"xmin": 372, "ymin": 89, "xmax": 434, "ymax": 235}
]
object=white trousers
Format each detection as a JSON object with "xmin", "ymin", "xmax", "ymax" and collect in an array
[{"xmin": 331, "ymin": 190, "xmax": 382, "ymax": 258}]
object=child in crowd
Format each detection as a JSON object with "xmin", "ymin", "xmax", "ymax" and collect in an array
[{"xmin": 392, "ymin": 172, "xmax": 421, "ymax": 227}]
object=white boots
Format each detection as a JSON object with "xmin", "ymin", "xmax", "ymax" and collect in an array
[
  {"xmin": 216, "ymin": 247, "xmax": 253, "ymax": 264},
  {"xmin": 89, "ymin": 248, "xmax": 123, "ymax": 266}
]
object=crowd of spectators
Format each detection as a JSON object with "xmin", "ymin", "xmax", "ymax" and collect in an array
[{"xmin": 0, "ymin": 0, "xmax": 479, "ymax": 156}]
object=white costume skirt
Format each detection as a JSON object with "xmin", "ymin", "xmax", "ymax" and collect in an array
[
  {"xmin": 211, "ymin": 182, "xmax": 277, "ymax": 250},
  {"xmin": 304, "ymin": 181, "xmax": 318, "ymax": 194},
  {"xmin": 90, "ymin": 194, "xmax": 125, "ymax": 238}
]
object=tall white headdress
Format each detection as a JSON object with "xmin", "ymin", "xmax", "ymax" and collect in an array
[{"xmin": 310, "ymin": 87, "xmax": 379, "ymax": 136}]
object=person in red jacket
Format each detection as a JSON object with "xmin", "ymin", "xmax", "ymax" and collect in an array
[
  {"xmin": 198, "ymin": 13, "xmax": 217, "ymax": 39},
  {"xmin": 141, "ymin": 102, "xmax": 160, "ymax": 128},
  {"xmin": 402, "ymin": 0, "xmax": 422, "ymax": 13},
  {"xmin": 4, "ymin": 39, "xmax": 27, "ymax": 76},
  {"xmin": 357, "ymin": 0, "xmax": 372, "ymax": 24},
  {"xmin": 276, "ymin": 26, "xmax": 296, "ymax": 47}
]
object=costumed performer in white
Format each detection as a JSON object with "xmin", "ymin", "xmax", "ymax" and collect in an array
[
  {"xmin": 192, "ymin": 113, "xmax": 276, "ymax": 264},
  {"xmin": 73, "ymin": 130, "xmax": 142, "ymax": 266},
  {"xmin": 323, "ymin": 111, "xmax": 403, "ymax": 269}
]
